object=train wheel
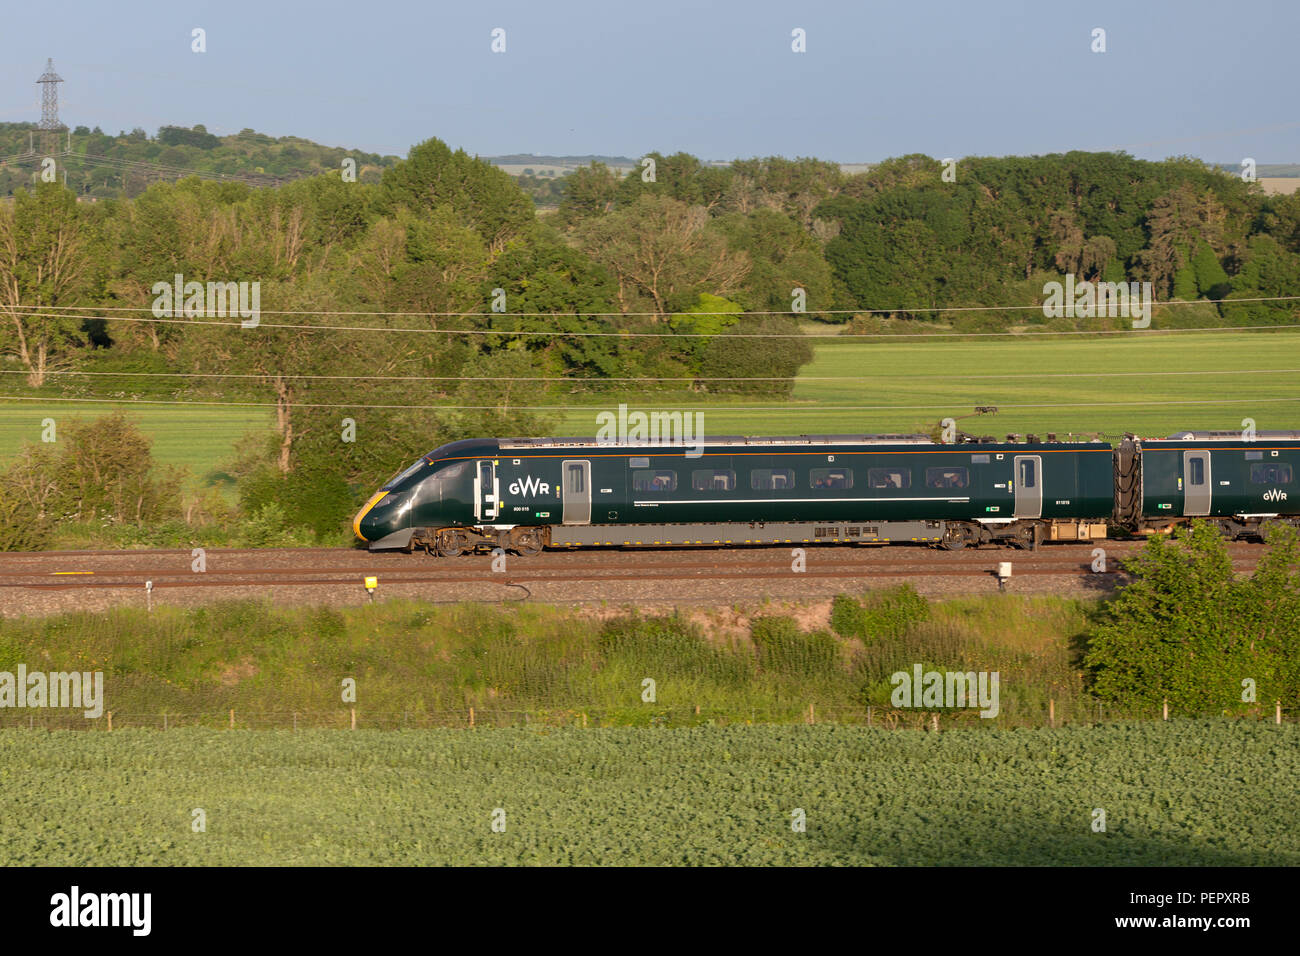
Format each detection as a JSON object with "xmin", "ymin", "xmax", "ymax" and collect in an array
[
  {"xmin": 510, "ymin": 527, "xmax": 545, "ymax": 557},
  {"xmin": 939, "ymin": 528, "xmax": 967, "ymax": 551},
  {"xmin": 435, "ymin": 529, "xmax": 469, "ymax": 557}
]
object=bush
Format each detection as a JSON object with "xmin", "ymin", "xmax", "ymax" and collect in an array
[
  {"xmin": 830, "ymin": 594, "xmax": 867, "ymax": 638},
  {"xmin": 831, "ymin": 585, "xmax": 930, "ymax": 641},
  {"xmin": 1084, "ymin": 522, "xmax": 1300, "ymax": 713},
  {"xmin": 750, "ymin": 616, "xmax": 839, "ymax": 677},
  {"xmin": 0, "ymin": 484, "xmax": 54, "ymax": 551},
  {"xmin": 239, "ymin": 502, "xmax": 317, "ymax": 548}
]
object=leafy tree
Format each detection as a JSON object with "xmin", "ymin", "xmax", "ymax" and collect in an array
[
  {"xmin": 379, "ymin": 137, "xmax": 533, "ymax": 253},
  {"xmin": 0, "ymin": 183, "xmax": 100, "ymax": 384},
  {"xmin": 575, "ymin": 194, "xmax": 750, "ymax": 316},
  {"xmin": 1085, "ymin": 522, "xmax": 1300, "ymax": 713}
]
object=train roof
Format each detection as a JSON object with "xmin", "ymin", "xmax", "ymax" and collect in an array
[
  {"xmin": 1161, "ymin": 430, "xmax": 1300, "ymax": 441},
  {"xmin": 498, "ymin": 434, "xmax": 937, "ymax": 450}
]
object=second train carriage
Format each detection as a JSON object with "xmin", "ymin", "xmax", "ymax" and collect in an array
[
  {"xmin": 1114, "ymin": 431, "xmax": 1300, "ymax": 539},
  {"xmin": 353, "ymin": 433, "xmax": 1114, "ymax": 554}
]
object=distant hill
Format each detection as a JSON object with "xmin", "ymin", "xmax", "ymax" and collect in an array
[
  {"xmin": 1214, "ymin": 162, "xmax": 1300, "ymax": 177},
  {"xmin": 0, "ymin": 122, "xmax": 401, "ymax": 198}
]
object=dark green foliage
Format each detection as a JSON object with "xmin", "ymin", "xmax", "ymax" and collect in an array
[
  {"xmin": 694, "ymin": 315, "xmax": 812, "ymax": 395},
  {"xmin": 830, "ymin": 594, "xmax": 867, "ymax": 637},
  {"xmin": 1191, "ymin": 239, "xmax": 1231, "ymax": 299},
  {"xmin": 750, "ymin": 616, "xmax": 839, "ymax": 676},
  {"xmin": 831, "ymin": 585, "xmax": 931, "ymax": 641},
  {"xmin": 1085, "ymin": 522, "xmax": 1300, "ymax": 713},
  {"xmin": 599, "ymin": 614, "xmax": 754, "ymax": 684}
]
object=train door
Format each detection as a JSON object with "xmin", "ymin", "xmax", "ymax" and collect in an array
[
  {"xmin": 475, "ymin": 460, "xmax": 499, "ymax": 522},
  {"xmin": 1183, "ymin": 450, "xmax": 1211, "ymax": 516},
  {"xmin": 562, "ymin": 460, "xmax": 591, "ymax": 525},
  {"xmin": 1013, "ymin": 455, "xmax": 1042, "ymax": 518}
]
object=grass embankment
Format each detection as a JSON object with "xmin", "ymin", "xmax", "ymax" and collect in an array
[
  {"xmin": 1, "ymin": 722, "xmax": 1295, "ymax": 865},
  {"xmin": 0, "ymin": 589, "xmax": 1126, "ymax": 729}
]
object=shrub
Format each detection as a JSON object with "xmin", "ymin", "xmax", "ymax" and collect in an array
[
  {"xmin": 1084, "ymin": 522, "xmax": 1300, "ymax": 713},
  {"xmin": 750, "ymin": 615, "xmax": 839, "ymax": 677}
]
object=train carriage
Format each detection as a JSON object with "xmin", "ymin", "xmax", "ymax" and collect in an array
[
  {"xmin": 1115, "ymin": 431, "xmax": 1300, "ymax": 538},
  {"xmin": 354, "ymin": 433, "xmax": 1113, "ymax": 555}
]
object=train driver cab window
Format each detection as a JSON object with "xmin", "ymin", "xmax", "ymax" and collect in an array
[
  {"xmin": 1250, "ymin": 462, "xmax": 1293, "ymax": 484},
  {"xmin": 633, "ymin": 469, "xmax": 677, "ymax": 492},
  {"xmin": 383, "ymin": 458, "xmax": 428, "ymax": 490},
  {"xmin": 1188, "ymin": 457, "xmax": 1205, "ymax": 485},
  {"xmin": 750, "ymin": 468, "xmax": 795, "ymax": 490},
  {"xmin": 925, "ymin": 466, "xmax": 969, "ymax": 489},
  {"xmin": 692, "ymin": 469, "xmax": 737, "ymax": 491},
  {"xmin": 868, "ymin": 468, "xmax": 911, "ymax": 490},
  {"xmin": 810, "ymin": 467, "xmax": 854, "ymax": 490}
]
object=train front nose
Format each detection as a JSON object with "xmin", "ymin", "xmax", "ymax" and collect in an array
[{"xmin": 353, "ymin": 491, "xmax": 401, "ymax": 543}]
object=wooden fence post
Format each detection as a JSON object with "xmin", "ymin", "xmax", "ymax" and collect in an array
[
  {"xmin": 350, "ymin": 707, "xmax": 356, "ymax": 730},
  {"xmin": 1277, "ymin": 700, "xmax": 1283, "ymax": 725},
  {"xmin": 229, "ymin": 708, "xmax": 234, "ymax": 730},
  {"xmin": 1049, "ymin": 699, "xmax": 1055, "ymax": 728},
  {"xmin": 469, "ymin": 706, "xmax": 475, "ymax": 728},
  {"xmin": 1162, "ymin": 698, "xmax": 1169, "ymax": 721},
  {"xmin": 107, "ymin": 711, "xmax": 112, "ymax": 732},
  {"xmin": 931, "ymin": 713, "xmax": 939, "ymax": 732},
  {"xmin": 867, "ymin": 705, "xmax": 872, "ymax": 726}
]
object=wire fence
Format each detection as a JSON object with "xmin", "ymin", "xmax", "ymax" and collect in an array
[{"xmin": 0, "ymin": 699, "xmax": 1291, "ymax": 731}]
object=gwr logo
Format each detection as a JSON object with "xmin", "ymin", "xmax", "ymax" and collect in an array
[
  {"xmin": 1263, "ymin": 488, "xmax": 1289, "ymax": 502},
  {"xmin": 508, "ymin": 476, "xmax": 551, "ymax": 497}
]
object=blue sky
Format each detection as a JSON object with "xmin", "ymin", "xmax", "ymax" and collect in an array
[{"xmin": 2, "ymin": 0, "xmax": 1296, "ymax": 164}]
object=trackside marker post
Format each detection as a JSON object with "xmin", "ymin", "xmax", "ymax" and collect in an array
[{"xmin": 364, "ymin": 576, "xmax": 378, "ymax": 602}]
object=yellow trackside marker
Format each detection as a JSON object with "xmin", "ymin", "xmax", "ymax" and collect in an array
[
  {"xmin": 364, "ymin": 576, "xmax": 378, "ymax": 590},
  {"xmin": 52, "ymin": 571, "xmax": 93, "ymax": 575}
]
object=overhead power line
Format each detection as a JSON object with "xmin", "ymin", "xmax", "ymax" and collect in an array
[
  {"xmin": 7, "ymin": 309, "xmax": 1300, "ymax": 339},
  {"xmin": 4, "ymin": 367, "xmax": 1300, "ymax": 383},
  {"xmin": 17, "ymin": 294, "xmax": 1300, "ymax": 318},
  {"xmin": 1, "ymin": 395, "xmax": 1296, "ymax": 413}
]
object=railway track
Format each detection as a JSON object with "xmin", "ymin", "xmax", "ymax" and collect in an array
[{"xmin": 0, "ymin": 542, "xmax": 1267, "ymax": 593}]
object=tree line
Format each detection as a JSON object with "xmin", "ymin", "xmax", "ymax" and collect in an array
[{"xmin": 2, "ymin": 138, "xmax": 1299, "ymax": 545}]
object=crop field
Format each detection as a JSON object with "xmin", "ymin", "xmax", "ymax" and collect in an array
[
  {"xmin": 2, "ymin": 330, "xmax": 1297, "ymax": 479},
  {"xmin": 0, "ymin": 722, "xmax": 1294, "ymax": 866},
  {"xmin": 0, "ymin": 403, "xmax": 268, "ymax": 476}
]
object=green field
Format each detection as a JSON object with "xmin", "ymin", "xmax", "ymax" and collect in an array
[
  {"xmin": 1, "ymin": 723, "xmax": 1293, "ymax": 865},
  {"xmin": 2, "ymin": 330, "xmax": 1297, "ymax": 478}
]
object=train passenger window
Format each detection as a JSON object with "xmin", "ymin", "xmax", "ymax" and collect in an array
[
  {"xmin": 692, "ymin": 469, "xmax": 736, "ymax": 491},
  {"xmin": 1188, "ymin": 458, "xmax": 1205, "ymax": 485},
  {"xmin": 868, "ymin": 468, "xmax": 911, "ymax": 490},
  {"xmin": 925, "ymin": 467, "xmax": 969, "ymax": 489},
  {"xmin": 810, "ymin": 467, "xmax": 854, "ymax": 490},
  {"xmin": 633, "ymin": 469, "xmax": 677, "ymax": 492},
  {"xmin": 750, "ymin": 468, "xmax": 795, "ymax": 490},
  {"xmin": 1250, "ymin": 463, "xmax": 1293, "ymax": 484}
]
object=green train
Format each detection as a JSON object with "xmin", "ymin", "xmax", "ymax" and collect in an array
[{"xmin": 349, "ymin": 428, "xmax": 1300, "ymax": 555}]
